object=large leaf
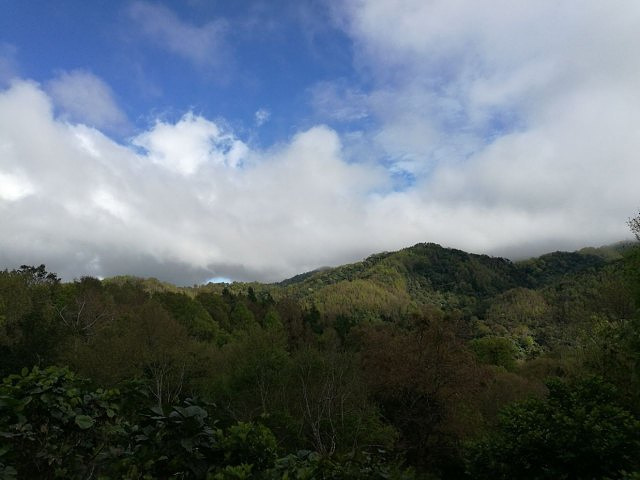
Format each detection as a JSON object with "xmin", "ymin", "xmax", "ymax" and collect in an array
[{"xmin": 74, "ymin": 415, "xmax": 95, "ymax": 430}]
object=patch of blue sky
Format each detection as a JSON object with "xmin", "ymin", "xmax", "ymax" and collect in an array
[
  {"xmin": 480, "ymin": 106, "xmax": 525, "ymax": 143},
  {"xmin": 370, "ymin": 151, "xmax": 421, "ymax": 193},
  {"xmin": 0, "ymin": 0, "xmax": 357, "ymax": 148},
  {"xmin": 390, "ymin": 168, "xmax": 417, "ymax": 192},
  {"xmin": 206, "ymin": 276, "xmax": 232, "ymax": 284}
]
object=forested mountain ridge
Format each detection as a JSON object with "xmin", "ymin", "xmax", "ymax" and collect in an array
[
  {"xmin": 104, "ymin": 241, "xmax": 622, "ymax": 308},
  {"xmin": 1, "ymin": 238, "xmax": 640, "ymax": 479},
  {"xmin": 278, "ymin": 242, "xmax": 613, "ymax": 296},
  {"xmin": 107, "ymin": 241, "xmax": 630, "ymax": 359},
  {"xmin": 280, "ymin": 243, "xmax": 524, "ymax": 295}
]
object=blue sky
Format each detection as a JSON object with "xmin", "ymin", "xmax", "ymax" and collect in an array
[
  {"xmin": 2, "ymin": 1, "xmax": 357, "ymax": 145},
  {"xmin": 1, "ymin": 1, "xmax": 639, "ymax": 284}
]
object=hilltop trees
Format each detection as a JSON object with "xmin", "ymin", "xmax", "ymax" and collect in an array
[{"xmin": 629, "ymin": 210, "xmax": 640, "ymax": 241}]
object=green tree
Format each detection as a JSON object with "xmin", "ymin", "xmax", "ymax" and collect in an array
[
  {"xmin": 466, "ymin": 377, "xmax": 640, "ymax": 479},
  {"xmin": 207, "ymin": 326, "xmax": 290, "ymax": 421},
  {"xmin": 155, "ymin": 292, "xmax": 223, "ymax": 343},
  {"xmin": 0, "ymin": 365, "xmax": 408, "ymax": 479},
  {"xmin": 230, "ymin": 302, "xmax": 257, "ymax": 332},
  {"xmin": 195, "ymin": 292, "xmax": 232, "ymax": 332},
  {"xmin": 0, "ymin": 366, "xmax": 281, "ymax": 479},
  {"xmin": 470, "ymin": 337, "xmax": 518, "ymax": 371},
  {"xmin": 54, "ymin": 276, "xmax": 116, "ymax": 353},
  {"xmin": 0, "ymin": 366, "xmax": 125, "ymax": 478},
  {"xmin": 67, "ymin": 301, "xmax": 213, "ymax": 408},
  {"xmin": 288, "ymin": 346, "xmax": 394, "ymax": 457},
  {"xmin": 0, "ymin": 266, "xmax": 63, "ymax": 376},
  {"xmin": 359, "ymin": 311, "xmax": 483, "ymax": 473}
]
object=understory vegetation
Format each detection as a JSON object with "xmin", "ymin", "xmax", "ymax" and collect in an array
[{"xmin": 1, "ymin": 225, "xmax": 640, "ymax": 478}]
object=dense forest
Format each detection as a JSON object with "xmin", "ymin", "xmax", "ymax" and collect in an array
[{"xmin": 1, "ymin": 223, "xmax": 640, "ymax": 478}]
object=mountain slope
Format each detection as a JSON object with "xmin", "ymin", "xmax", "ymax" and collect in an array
[{"xmin": 281, "ymin": 243, "xmax": 610, "ymax": 297}]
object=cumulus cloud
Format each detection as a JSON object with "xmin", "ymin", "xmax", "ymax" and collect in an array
[
  {"xmin": 330, "ymin": 1, "xmax": 640, "ymax": 169},
  {"xmin": 128, "ymin": 1, "xmax": 229, "ymax": 69},
  {"xmin": 326, "ymin": 0, "xmax": 640, "ymax": 249},
  {"xmin": 47, "ymin": 70, "xmax": 128, "ymax": 132},
  {"xmin": 0, "ymin": 81, "xmax": 386, "ymax": 283},
  {"xmin": 132, "ymin": 113, "xmax": 248, "ymax": 175},
  {"xmin": 0, "ymin": 77, "xmax": 636, "ymax": 286}
]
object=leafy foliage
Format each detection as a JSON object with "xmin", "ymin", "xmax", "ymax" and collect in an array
[
  {"xmin": 0, "ymin": 366, "xmax": 413, "ymax": 479},
  {"xmin": 470, "ymin": 336, "xmax": 518, "ymax": 371},
  {"xmin": 466, "ymin": 377, "xmax": 640, "ymax": 479},
  {"xmin": 0, "ymin": 366, "xmax": 124, "ymax": 478}
]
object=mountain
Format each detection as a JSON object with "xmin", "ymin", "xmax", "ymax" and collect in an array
[
  {"xmin": 280, "ymin": 242, "xmax": 613, "ymax": 293},
  {"xmin": 106, "ymin": 240, "xmax": 625, "ymax": 327},
  {"xmin": 264, "ymin": 242, "xmax": 618, "ymax": 323}
]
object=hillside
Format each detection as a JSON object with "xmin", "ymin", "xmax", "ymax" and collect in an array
[
  {"xmin": 280, "ymin": 242, "xmax": 614, "ymax": 293},
  {"xmin": 261, "ymin": 243, "xmax": 612, "ymax": 322}
]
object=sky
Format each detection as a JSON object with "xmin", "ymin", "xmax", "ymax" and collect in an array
[{"xmin": 0, "ymin": 1, "xmax": 639, "ymax": 284}]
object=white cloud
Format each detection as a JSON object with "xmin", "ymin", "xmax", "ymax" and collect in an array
[
  {"xmin": 309, "ymin": 81, "xmax": 369, "ymax": 122},
  {"xmin": 325, "ymin": 0, "xmax": 640, "ymax": 248},
  {"xmin": 0, "ymin": 171, "xmax": 33, "ymax": 202},
  {"xmin": 92, "ymin": 189, "xmax": 133, "ymax": 221},
  {"xmin": 47, "ymin": 70, "xmax": 128, "ymax": 131},
  {"xmin": 0, "ymin": 81, "xmax": 386, "ymax": 283},
  {"xmin": 330, "ymin": 1, "xmax": 640, "ymax": 170},
  {"xmin": 255, "ymin": 108, "xmax": 270, "ymax": 126},
  {"xmin": 132, "ymin": 113, "xmax": 248, "ymax": 175},
  {"xmin": 128, "ymin": 1, "xmax": 229, "ymax": 69},
  {"xmin": 2, "ymin": 1, "xmax": 640, "ymax": 283}
]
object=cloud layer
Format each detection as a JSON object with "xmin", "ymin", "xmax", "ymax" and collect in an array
[
  {"xmin": 1, "ymin": 2, "xmax": 639, "ymax": 283},
  {"xmin": 47, "ymin": 70, "xmax": 129, "ymax": 132},
  {"xmin": 0, "ymin": 81, "xmax": 385, "ymax": 283},
  {"xmin": 128, "ymin": 1, "xmax": 229, "ymax": 70}
]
